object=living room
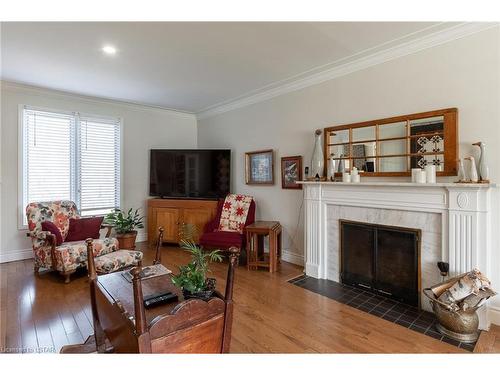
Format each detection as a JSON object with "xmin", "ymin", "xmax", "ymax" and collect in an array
[{"xmin": 1, "ymin": 0, "xmax": 500, "ymax": 371}]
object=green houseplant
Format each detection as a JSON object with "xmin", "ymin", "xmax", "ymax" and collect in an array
[
  {"xmin": 104, "ymin": 208, "xmax": 144, "ymax": 249},
  {"xmin": 172, "ymin": 224, "xmax": 223, "ymax": 300}
]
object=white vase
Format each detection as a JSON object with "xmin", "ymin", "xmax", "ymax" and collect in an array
[
  {"xmin": 458, "ymin": 159, "xmax": 467, "ymax": 182},
  {"xmin": 473, "ymin": 142, "xmax": 490, "ymax": 181},
  {"xmin": 328, "ymin": 154, "xmax": 336, "ymax": 181},
  {"xmin": 311, "ymin": 129, "xmax": 324, "ymax": 178},
  {"xmin": 337, "ymin": 156, "xmax": 345, "ymax": 174}
]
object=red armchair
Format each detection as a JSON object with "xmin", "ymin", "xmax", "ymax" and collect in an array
[{"xmin": 199, "ymin": 197, "xmax": 256, "ymax": 259}]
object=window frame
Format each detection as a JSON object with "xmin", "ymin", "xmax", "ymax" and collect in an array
[{"xmin": 18, "ymin": 104, "xmax": 123, "ymax": 230}]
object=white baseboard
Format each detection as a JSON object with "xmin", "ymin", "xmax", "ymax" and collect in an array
[
  {"xmin": 488, "ymin": 305, "xmax": 500, "ymax": 327},
  {"xmin": 281, "ymin": 249, "xmax": 304, "ymax": 266},
  {"xmin": 0, "ymin": 248, "xmax": 33, "ymax": 263}
]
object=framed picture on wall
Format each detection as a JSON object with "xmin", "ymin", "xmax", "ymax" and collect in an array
[
  {"xmin": 281, "ymin": 156, "xmax": 302, "ymax": 189},
  {"xmin": 245, "ymin": 149, "xmax": 274, "ymax": 185}
]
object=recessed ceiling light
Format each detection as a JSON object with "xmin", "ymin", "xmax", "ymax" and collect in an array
[{"xmin": 102, "ymin": 45, "xmax": 117, "ymax": 55}]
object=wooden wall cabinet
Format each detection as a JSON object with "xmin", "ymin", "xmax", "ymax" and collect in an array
[
  {"xmin": 324, "ymin": 108, "xmax": 458, "ymax": 177},
  {"xmin": 148, "ymin": 199, "xmax": 219, "ymax": 245}
]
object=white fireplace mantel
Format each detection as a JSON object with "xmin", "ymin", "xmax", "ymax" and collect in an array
[{"xmin": 299, "ymin": 181, "xmax": 499, "ymax": 328}]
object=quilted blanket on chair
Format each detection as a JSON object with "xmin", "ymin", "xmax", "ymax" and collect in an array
[{"xmin": 218, "ymin": 194, "xmax": 253, "ymax": 233}]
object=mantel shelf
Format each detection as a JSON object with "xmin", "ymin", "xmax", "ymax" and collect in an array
[{"xmin": 297, "ymin": 181, "xmax": 496, "ymax": 188}]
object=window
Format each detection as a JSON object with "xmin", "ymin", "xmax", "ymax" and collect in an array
[{"xmin": 21, "ymin": 106, "xmax": 121, "ymax": 225}]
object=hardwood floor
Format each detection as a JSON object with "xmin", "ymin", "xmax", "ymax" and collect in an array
[
  {"xmin": 0, "ymin": 242, "xmax": 472, "ymax": 353},
  {"xmin": 474, "ymin": 324, "xmax": 500, "ymax": 353}
]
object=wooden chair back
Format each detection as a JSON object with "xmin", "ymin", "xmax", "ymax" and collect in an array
[
  {"xmin": 86, "ymin": 233, "xmax": 239, "ymax": 353},
  {"xmin": 148, "ymin": 297, "xmax": 226, "ymax": 353},
  {"xmin": 133, "ymin": 245, "xmax": 238, "ymax": 353}
]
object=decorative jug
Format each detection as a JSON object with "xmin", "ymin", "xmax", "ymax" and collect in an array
[{"xmin": 311, "ymin": 129, "xmax": 324, "ymax": 178}]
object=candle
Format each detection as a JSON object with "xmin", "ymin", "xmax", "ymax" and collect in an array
[
  {"xmin": 416, "ymin": 170, "xmax": 427, "ymax": 184},
  {"xmin": 425, "ymin": 165, "xmax": 436, "ymax": 183},
  {"xmin": 411, "ymin": 168, "xmax": 421, "ymax": 183}
]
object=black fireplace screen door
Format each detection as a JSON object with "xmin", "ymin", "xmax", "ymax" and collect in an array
[{"xmin": 340, "ymin": 220, "xmax": 420, "ymax": 306}]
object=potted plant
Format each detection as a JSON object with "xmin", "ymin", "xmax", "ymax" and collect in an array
[
  {"xmin": 172, "ymin": 224, "xmax": 223, "ymax": 300},
  {"xmin": 104, "ymin": 208, "xmax": 144, "ymax": 249}
]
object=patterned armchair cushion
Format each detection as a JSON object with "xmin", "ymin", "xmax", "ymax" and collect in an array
[
  {"xmin": 35, "ymin": 237, "xmax": 119, "ymax": 273},
  {"xmin": 94, "ymin": 250, "xmax": 143, "ymax": 274},
  {"xmin": 26, "ymin": 200, "xmax": 80, "ymax": 241}
]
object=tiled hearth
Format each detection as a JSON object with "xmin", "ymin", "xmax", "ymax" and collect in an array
[{"xmin": 288, "ymin": 275, "xmax": 477, "ymax": 351}]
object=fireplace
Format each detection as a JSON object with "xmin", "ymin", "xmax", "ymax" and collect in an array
[
  {"xmin": 301, "ymin": 182, "xmax": 496, "ymax": 329},
  {"xmin": 340, "ymin": 220, "xmax": 421, "ymax": 307}
]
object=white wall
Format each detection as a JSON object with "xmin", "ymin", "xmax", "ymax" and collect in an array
[
  {"xmin": 198, "ymin": 27, "xmax": 500, "ymax": 266},
  {"xmin": 0, "ymin": 82, "xmax": 197, "ymax": 262},
  {"xmin": 2, "ymin": 27, "xmax": 499, "ymax": 272}
]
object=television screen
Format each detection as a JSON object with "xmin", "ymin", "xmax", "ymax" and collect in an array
[{"xmin": 149, "ymin": 149, "xmax": 231, "ymax": 199}]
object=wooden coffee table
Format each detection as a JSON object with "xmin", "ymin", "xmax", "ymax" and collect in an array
[
  {"xmin": 245, "ymin": 221, "xmax": 282, "ymax": 272},
  {"xmin": 78, "ymin": 232, "xmax": 238, "ymax": 354},
  {"xmin": 92, "ymin": 269, "xmax": 182, "ymax": 352}
]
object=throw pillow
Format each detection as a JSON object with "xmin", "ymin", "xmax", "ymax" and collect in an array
[
  {"xmin": 65, "ymin": 217, "xmax": 104, "ymax": 242},
  {"xmin": 41, "ymin": 221, "xmax": 64, "ymax": 246}
]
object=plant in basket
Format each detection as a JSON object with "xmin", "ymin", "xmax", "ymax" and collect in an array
[{"xmin": 172, "ymin": 224, "xmax": 223, "ymax": 300}]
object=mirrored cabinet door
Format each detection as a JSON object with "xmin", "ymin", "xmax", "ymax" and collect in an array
[
  {"xmin": 379, "ymin": 157, "xmax": 407, "ymax": 173},
  {"xmin": 378, "ymin": 139, "xmax": 406, "ymax": 156},
  {"xmin": 352, "ymin": 126, "xmax": 376, "ymax": 143},
  {"xmin": 323, "ymin": 108, "xmax": 457, "ymax": 177},
  {"xmin": 409, "ymin": 115, "xmax": 445, "ymax": 171},
  {"xmin": 379, "ymin": 121, "xmax": 407, "ymax": 139}
]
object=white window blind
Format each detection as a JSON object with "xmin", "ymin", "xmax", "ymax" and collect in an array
[
  {"xmin": 21, "ymin": 106, "xmax": 121, "ymax": 225},
  {"xmin": 78, "ymin": 117, "xmax": 121, "ymax": 216}
]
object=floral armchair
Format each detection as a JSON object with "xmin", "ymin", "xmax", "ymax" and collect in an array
[{"xmin": 26, "ymin": 200, "xmax": 142, "ymax": 283}]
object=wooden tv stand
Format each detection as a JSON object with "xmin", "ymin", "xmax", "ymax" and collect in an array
[{"xmin": 147, "ymin": 198, "xmax": 219, "ymax": 245}]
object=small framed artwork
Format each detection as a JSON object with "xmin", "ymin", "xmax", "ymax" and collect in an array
[
  {"xmin": 245, "ymin": 149, "xmax": 274, "ymax": 185},
  {"xmin": 281, "ymin": 156, "xmax": 302, "ymax": 189}
]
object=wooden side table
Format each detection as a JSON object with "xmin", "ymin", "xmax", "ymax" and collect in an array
[{"xmin": 245, "ymin": 221, "xmax": 282, "ymax": 272}]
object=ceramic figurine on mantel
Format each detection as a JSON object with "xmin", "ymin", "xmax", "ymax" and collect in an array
[
  {"xmin": 337, "ymin": 154, "xmax": 345, "ymax": 174},
  {"xmin": 472, "ymin": 142, "xmax": 490, "ymax": 182},
  {"xmin": 311, "ymin": 129, "xmax": 324, "ymax": 179},
  {"xmin": 457, "ymin": 159, "xmax": 468, "ymax": 182},
  {"xmin": 328, "ymin": 154, "xmax": 337, "ymax": 181},
  {"xmin": 465, "ymin": 156, "xmax": 479, "ymax": 183}
]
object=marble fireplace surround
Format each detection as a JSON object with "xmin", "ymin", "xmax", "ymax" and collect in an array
[
  {"xmin": 300, "ymin": 181, "xmax": 498, "ymax": 329},
  {"xmin": 327, "ymin": 205, "xmax": 441, "ymax": 312}
]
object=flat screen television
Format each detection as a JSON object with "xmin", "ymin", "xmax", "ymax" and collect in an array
[{"xmin": 149, "ymin": 149, "xmax": 231, "ymax": 199}]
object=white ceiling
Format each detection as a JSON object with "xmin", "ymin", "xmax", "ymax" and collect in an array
[{"xmin": 1, "ymin": 22, "xmax": 459, "ymax": 113}]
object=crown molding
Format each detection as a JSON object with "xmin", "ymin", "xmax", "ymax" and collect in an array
[
  {"xmin": 1, "ymin": 80, "xmax": 197, "ymax": 120},
  {"xmin": 196, "ymin": 22, "xmax": 499, "ymax": 120}
]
